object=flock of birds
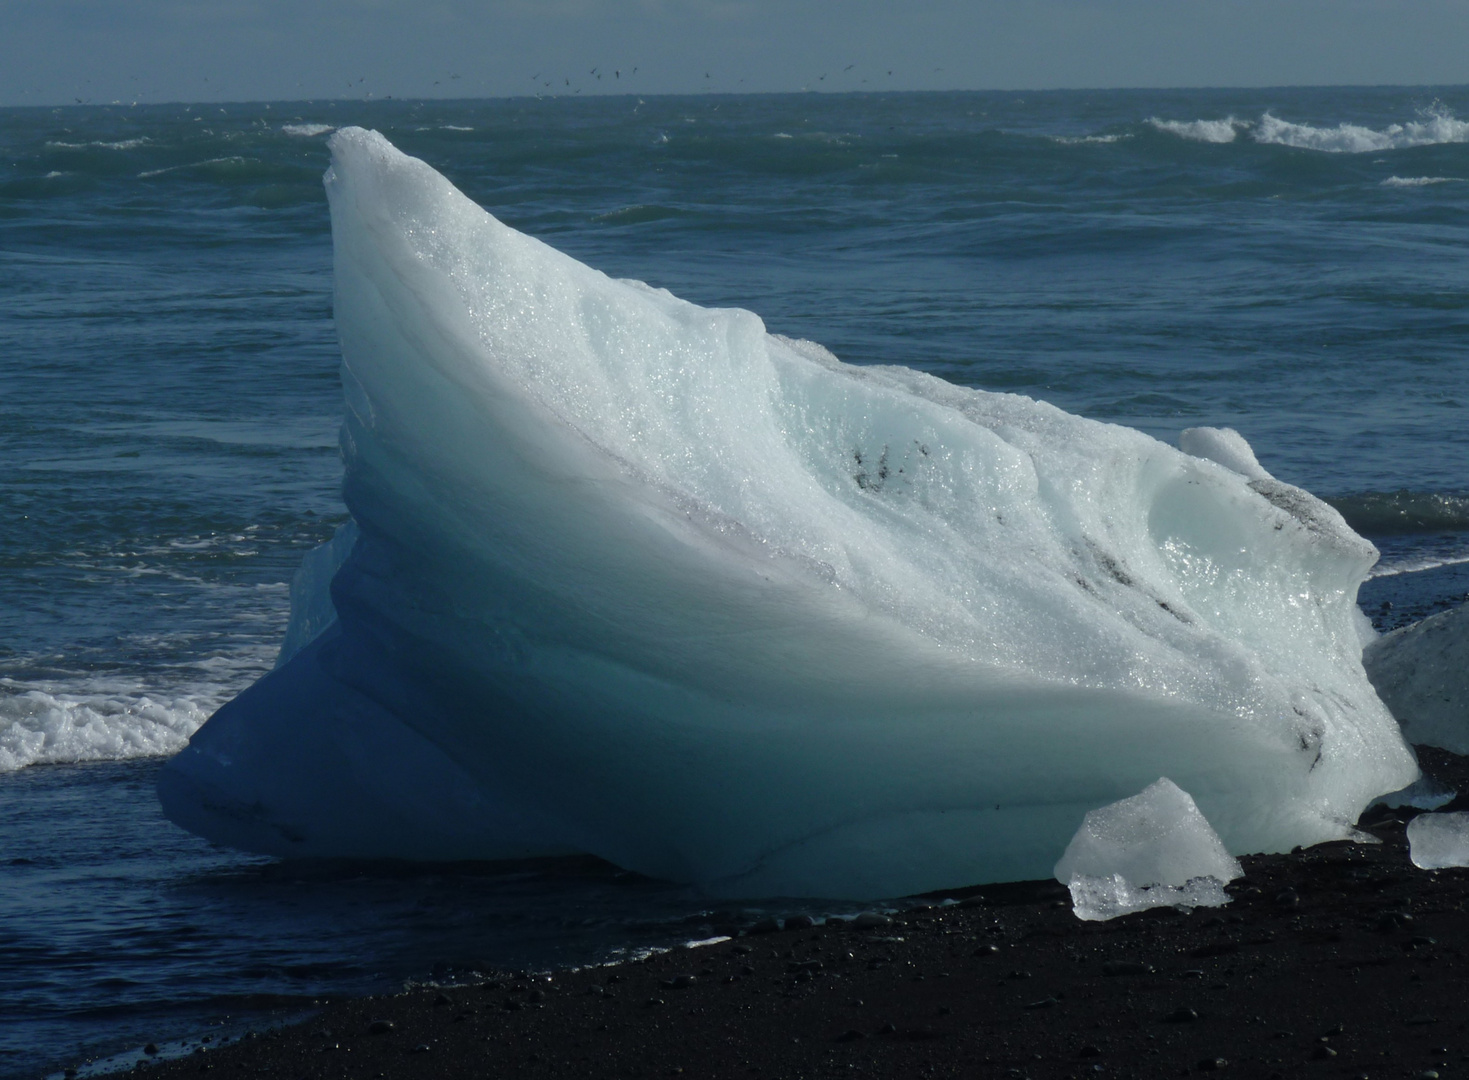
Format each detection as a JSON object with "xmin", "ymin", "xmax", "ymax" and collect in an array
[
  {"xmin": 505, "ymin": 62, "xmax": 940, "ymax": 98},
  {"xmin": 33, "ymin": 63, "xmax": 948, "ymax": 106}
]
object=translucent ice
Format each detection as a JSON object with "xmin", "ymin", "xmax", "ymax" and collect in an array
[
  {"xmin": 1364, "ymin": 601, "xmax": 1469, "ymax": 753},
  {"xmin": 1177, "ymin": 426, "xmax": 1269, "ymax": 481},
  {"xmin": 1407, "ymin": 811, "xmax": 1469, "ymax": 870},
  {"xmin": 275, "ymin": 521, "xmax": 357, "ymax": 667},
  {"xmin": 158, "ymin": 128, "xmax": 1415, "ymax": 899},
  {"xmin": 1054, "ymin": 778, "xmax": 1243, "ymax": 920}
]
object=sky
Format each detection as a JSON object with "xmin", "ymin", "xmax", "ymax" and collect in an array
[{"xmin": 3, "ymin": 0, "xmax": 1468, "ymax": 107}]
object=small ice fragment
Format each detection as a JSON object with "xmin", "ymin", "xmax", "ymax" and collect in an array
[
  {"xmin": 1406, "ymin": 811, "xmax": 1469, "ymax": 869},
  {"xmin": 1054, "ymin": 778, "xmax": 1243, "ymax": 921}
]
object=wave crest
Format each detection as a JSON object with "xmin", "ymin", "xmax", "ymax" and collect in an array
[
  {"xmin": 1146, "ymin": 116, "xmax": 1242, "ymax": 143},
  {"xmin": 1328, "ymin": 491, "xmax": 1469, "ymax": 536},
  {"xmin": 1381, "ymin": 175, "xmax": 1464, "ymax": 187},
  {"xmin": 0, "ymin": 680, "xmax": 212, "ymax": 772},
  {"xmin": 1150, "ymin": 104, "xmax": 1469, "ymax": 153}
]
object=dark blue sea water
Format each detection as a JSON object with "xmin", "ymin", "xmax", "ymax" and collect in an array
[{"xmin": 2, "ymin": 88, "xmax": 1468, "ymax": 1078}]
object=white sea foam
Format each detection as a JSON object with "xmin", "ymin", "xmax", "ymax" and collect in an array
[
  {"xmin": 1053, "ymin": 133, "xmax": 1131, "ymax": 145},
  {"xmin": 1149, "ymin": 105, "xmax": 1469, "ymax": 154},
  {"xmin": 159, "ymin": 127, "xmax": 1416, "ymax": 899},
  {"xmin": 1147, "ymin": 116, "xmax": 1243, "ymax": 143},
  {"xmin": 1369, "ymin": 553, "xmax": 1469, "ymax": 578},
  {"xmin": 46, "ymin": 138, "xmax": 150, "ymax": 150},
  {"xmin": 1381, "ymin": 175, "xmax": 1464, "ymax": 188},
  {"xmin": 138, "ymin": 156, "xmax": 248, "ymax": 179},
  {"xmin": 1254, "ymin": 108, "xmax": 1469, "ymax": 153},
  {"xmin": 441, "ymin": 125, "xmax": 473, "ymax": 132},
  {"xmin": 0, "ymin": 679, "xmax": 213, "ymax": 772},
  {"xmin": 283, "ymin": 123, "xmax": 335, "ymax": 137},
  {"xmin": 1251, "ymin": 108, "xmax": 1469, "ymax": 152}
]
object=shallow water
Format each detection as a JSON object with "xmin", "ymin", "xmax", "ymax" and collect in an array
[{"xmin": 1, "ymin": 87, "xmax": 1467, "ymax": 1077}]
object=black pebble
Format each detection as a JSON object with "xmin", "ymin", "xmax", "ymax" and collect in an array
[
  {"xmin": 1102, "ymin": 960, "xmax": 1153, "ymax": 976},
  {"xmin": 368, "ymin": 1020, "xmax": 395, "ymax": 1034},
  {"xmin": 1163, "ymin": 1007, "xmax": 1199, "ymax": 1023}
]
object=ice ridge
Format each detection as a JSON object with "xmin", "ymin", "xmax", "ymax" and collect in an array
[{"xmin": 157, "ymin": 127, "xmax": 1416, "ymax": 899}]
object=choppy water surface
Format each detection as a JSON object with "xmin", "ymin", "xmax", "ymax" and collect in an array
[{"xmin": 1, "ymin": 88, "xmax": 1467, "ymax": 1077}]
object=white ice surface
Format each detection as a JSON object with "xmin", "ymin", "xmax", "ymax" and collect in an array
[
  {"xmin": 159, "ymin": 127, "xmax": 1416, "ymax": 898},
  {"xmin": 1407, "ymin": 811, "xmax": 1469, "ymax": 870},
  {"xmin": 1364, "ymin": 602, "xmax": 1469, "ymax": 753},
  {"xmin": 1054, "ymin": 778, "xmax": 1243, "ymax": 920},
  {"xmin": 1177, "ymin": 427, "xmax": 1269, "ymax": 481}
]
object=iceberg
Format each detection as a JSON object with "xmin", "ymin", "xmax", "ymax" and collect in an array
[
  {"xmin": 1364, "ymin": 601, "xmax": 1469, "ymax": 753},
  {"xmin": 157, "ymin": 127, "xmax": 1416, "ymax": 899},
  {"xmin": 1053, "ymin": 778, "xmax": 1243, "ymax": 921}
]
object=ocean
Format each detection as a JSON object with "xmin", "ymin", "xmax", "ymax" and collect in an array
[{"xmin": 2, "ymin": 87, "xmax": 1467, "ymax": 1078}]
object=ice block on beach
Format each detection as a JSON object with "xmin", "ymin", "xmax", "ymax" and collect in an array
[
  {"xmin": 1407, "ymin": 810, "xmax": 1469, "ymax": 870},
  {"xmin": 1054, "ymin": 778, "xmax": 1243, "ymax": 920},
  {"xmin": 1365, "ymin": 601, "xmax": 1469, "ymax": 753},
  {"xmin": 158, "ymin": 128, "xmax": 1416, "ymax": 899}
]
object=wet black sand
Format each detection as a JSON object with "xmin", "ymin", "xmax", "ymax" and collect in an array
[{"xmin": 107, "ymin": 747, "xmax": 1469, "ymax": 1080}]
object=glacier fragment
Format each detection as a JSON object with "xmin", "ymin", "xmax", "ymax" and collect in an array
[
  {"xmin": 158, "ymin": 127, "xmax": 1416, "ymax": 899},
  {"xmin": 1054, "ymin": 778, "xmax": 1243, "ymax": 920},
  {"xmin": 1406, "ymin": 810, "xmax": 1469, "ymax": 869},
  {"xmin": 1364, "ymin": 601, "xmax": 1469, "ymax": 753}
]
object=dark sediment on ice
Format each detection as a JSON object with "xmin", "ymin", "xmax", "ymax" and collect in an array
[{"xmin": 97, "ymin": 748, "xmax": 1469, "ymax": 1080}]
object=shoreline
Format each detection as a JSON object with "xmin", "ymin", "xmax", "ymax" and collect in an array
[{"xmin": 72, "ymin": 746, "xmax": 1469, "ymax": 1080}]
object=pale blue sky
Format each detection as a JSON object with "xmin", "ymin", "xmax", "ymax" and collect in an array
[{"xmin": 4, "ymin": 0, "xmax": 1468, "ymax": 106}]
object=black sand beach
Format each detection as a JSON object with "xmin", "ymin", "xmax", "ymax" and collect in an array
[{"xmin": 105, "ymin": 746, "xmax": 1469, "ymax": 1080}]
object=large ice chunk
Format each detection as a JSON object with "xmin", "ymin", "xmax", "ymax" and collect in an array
[
  {"xmin": 1406, "ymin": 810, "xmax": 1469, "ymax": 869},
  {"xmin": 1364, "ymin": 601, "xmax": 1469, "ymax": 753},
  {"xmin": 158, "ymin": 128, "xmax": 1416, "ymax": 899},
  {"xmin": 1054, "ymin": 778, "xmax": 1244, "ymax": 920}
]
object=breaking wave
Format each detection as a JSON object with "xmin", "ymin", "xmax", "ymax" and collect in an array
[
  {"xmin": 1150, "ymin": 104, "xmax": 1469, "ymax": 153},
  {"xmin": 1329, "ymin": 492, "xmax": 1469, "ymax": 536},
  {"xmin": 1147, "ymin": 117, "xmax": 1243, "ymax": 144},
  {"xmin": 0, "ymin": 679, "xmax": 215, "ymax": 772},
  {"xmin": 282, "ymin": 123, "xmax": 335, "ymax": 137},
  {"xmin": 1381, "ymin": 175, "xmax": 1464, "ymax": 187}
]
